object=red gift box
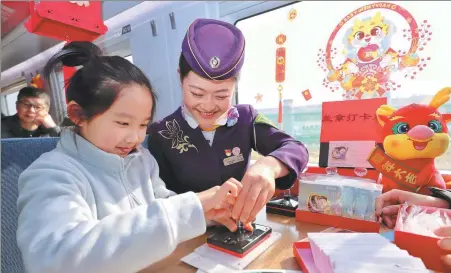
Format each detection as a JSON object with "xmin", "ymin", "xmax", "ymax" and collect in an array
[
  {"xmin": 24, "ymin": 1, "xmax": 107, "ymax": 42},
  {"xmin": 293, "ymin": 241, "xmax": 319, "ymax": 273},
  {"xmin": 295, "ymin": 209, "xmax": 380, "ymax": 233},
  {"xmin": 394, "ymin": 204, "xmax": 450, "ymax": 272}
]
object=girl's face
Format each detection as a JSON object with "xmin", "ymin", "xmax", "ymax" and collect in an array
[
  {"xmin": 72, "ymin": 84, "xmax": 153, "ymax": 157},
  {"xmin": 181, "ymin": 71, "xmax": 235, "ymax": 130}
]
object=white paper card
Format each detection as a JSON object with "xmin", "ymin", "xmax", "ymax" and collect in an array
[
  {"xmin": 327, "ymin": 140, "xmax": 375, "ymax": 168},
  {"xmin": 181, "ymin": 252, "xmax": 239, "ymax": 273}
]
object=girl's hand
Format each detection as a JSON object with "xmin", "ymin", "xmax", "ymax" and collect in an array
[{"xmin": 197, "ymin": 178, "xmax": 242, "ymax": 221}]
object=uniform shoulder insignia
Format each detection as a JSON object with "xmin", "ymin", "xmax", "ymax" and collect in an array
[{"xmin": 254, "ymin": 113, "xmax": 278, "ymax": 129}]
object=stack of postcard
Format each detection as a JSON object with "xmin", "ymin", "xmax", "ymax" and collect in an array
[
  {"xmin": 307, "ymin": 233, "xmax": 429, "ymax": 273},
  {"xmin": 298, "ymin": 174, "xmax": 382, "ymax": 221}
]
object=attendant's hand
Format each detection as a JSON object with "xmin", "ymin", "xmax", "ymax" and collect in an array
[
  {"xmin": 231, "ymin": 160, "xmax": 276, "ymax": 224},
  {"xmin": 375, "ymin": 189, "xmax": 448, "ymax": 228},
  {"xmin": 242, "ymin": 218, "xmax": 256, "ymax": 232},
  {"xmin": 435, "ymin": 226, "xmax": 451, "ymax": 271},
  {"xmin": 35, "ymin": 112, "xmax": 57, "ymax": 128},
  {"xmin": 210, "ymin": 213, "xmax": 237, "ymax": 232},
  {"xmin": 209, "ymin": 214, "xmax": 256, "ymax": 232},
  {"xmin": 197, "ymin": 178, "xmax": 242, "ymax": 221}
]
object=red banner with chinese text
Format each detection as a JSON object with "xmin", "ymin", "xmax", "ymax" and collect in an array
[
  {"xmin": 275, "ymin": 47, "xmax": 286, "ymax": 83},
  {"xmin": 367, "ymin": 146, "xmax": 420, "ymax": 191}
]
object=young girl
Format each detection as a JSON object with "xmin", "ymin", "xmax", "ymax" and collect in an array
[{"xmin": 16, "ymin": 42, "xmax": 241, "ymax": 273}]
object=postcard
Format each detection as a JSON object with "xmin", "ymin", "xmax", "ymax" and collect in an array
[{"xmin": 327, "ymin": 140, "xmax": 375, "ymax": 168}]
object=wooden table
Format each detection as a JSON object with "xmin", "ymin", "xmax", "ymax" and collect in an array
[{"xmin": 139, "ymin": 209, "xmax": 386, "ymax": 273}]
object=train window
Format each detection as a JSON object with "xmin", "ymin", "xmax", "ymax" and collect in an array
[
  {"xmin": 1, "ymin": 92, "xmax": 19, "ymax": 116},
  {"xmin": 0, "ymin": 79, "xmax": 28, "ymax": 116},
  {"xmin": 236, "ymin": 2, "xmax": 451, "ymax": 170}
]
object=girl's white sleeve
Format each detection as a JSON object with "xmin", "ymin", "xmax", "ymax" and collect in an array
[
  {"xmin": 148, "ymin": 153, "xmax": 178, "ymax": 199},
  {"xmin": 16, "ymin": 156, "xmax": 206, "ymax": 273}
]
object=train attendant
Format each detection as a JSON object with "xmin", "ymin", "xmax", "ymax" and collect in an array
[
  {"xmin": 148, "ymin": 18, "xmax": 309, "ymax": 231},
  {"xmin": 16, "ymin": 41, "xmax": 242, "ymax": 273}
]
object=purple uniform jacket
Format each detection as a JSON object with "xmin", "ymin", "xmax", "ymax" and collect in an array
[{"xmin": 148, "ymin": 104, "xmax": 309, "ymax": 194}]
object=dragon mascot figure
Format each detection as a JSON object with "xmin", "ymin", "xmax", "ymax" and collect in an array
[{"xmin": 368, "ymin": 87, "xmax": 451, "ymax": 195}]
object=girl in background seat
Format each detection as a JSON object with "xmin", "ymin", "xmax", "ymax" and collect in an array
[{"xmin": 16, "ymin": 41, "xmax": 241, "ymax": 273}]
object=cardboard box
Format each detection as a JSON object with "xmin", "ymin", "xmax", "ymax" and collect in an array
[
  {"xmin": 394, "ymin": 204, "xmax": 450, "ymax": 272},
  {"xmin": 293, "ymin": 241, "xmax": 319, "ymax": 273}
]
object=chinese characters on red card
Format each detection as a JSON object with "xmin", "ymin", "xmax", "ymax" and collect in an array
[{"xmin": 320, "ymin": 98, "xmax": 387, "ymax": 143}]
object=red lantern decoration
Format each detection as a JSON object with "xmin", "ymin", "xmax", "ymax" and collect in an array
[{"xmin": 24, "ymin": 1, "xmax": 107, "ymax": 42}]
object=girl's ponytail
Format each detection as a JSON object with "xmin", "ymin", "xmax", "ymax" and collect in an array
[
  {"xmin": 43, "ymin": 41, "xmax": 156, "ymax": 124},
  {"xmin": 44, "ymin": 42, "xmax": 103, "ymax": 81}
]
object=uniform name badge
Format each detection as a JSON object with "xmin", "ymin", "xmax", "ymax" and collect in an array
[{"xmin": 223, "ymin": 147, "xmax": 244, "ymax": 166}]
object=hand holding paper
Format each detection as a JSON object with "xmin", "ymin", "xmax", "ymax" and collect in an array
[{"xmin": 375, "ymin": 189, "xmax": 449, "ymax": 228}]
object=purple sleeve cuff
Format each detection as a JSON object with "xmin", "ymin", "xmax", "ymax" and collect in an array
[
  {"xmin": 249, "ymin": 104, "xmax": 309, "ymax": 190},
  {"xmin": 268, "ymin": 143, "xmax": 309, "ymax": 190}
]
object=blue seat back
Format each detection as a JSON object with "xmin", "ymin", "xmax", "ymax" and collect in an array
[
  {"xmin": 1, "ymin": 137, "xmax": 59, "ymax": 273},
  {"xmin": 1, "ymin": 135, "xmax": 149, "ymax": 272}
]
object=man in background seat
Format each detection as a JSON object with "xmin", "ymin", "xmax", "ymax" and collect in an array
[{"xmin": 1, "ymin": 87, "xmax": 60, "ymax": 138}]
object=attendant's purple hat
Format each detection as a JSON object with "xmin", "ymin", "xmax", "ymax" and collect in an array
[{"xmin": 181, "ymin": 18, "xmax": 245, "ymax": 81}]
